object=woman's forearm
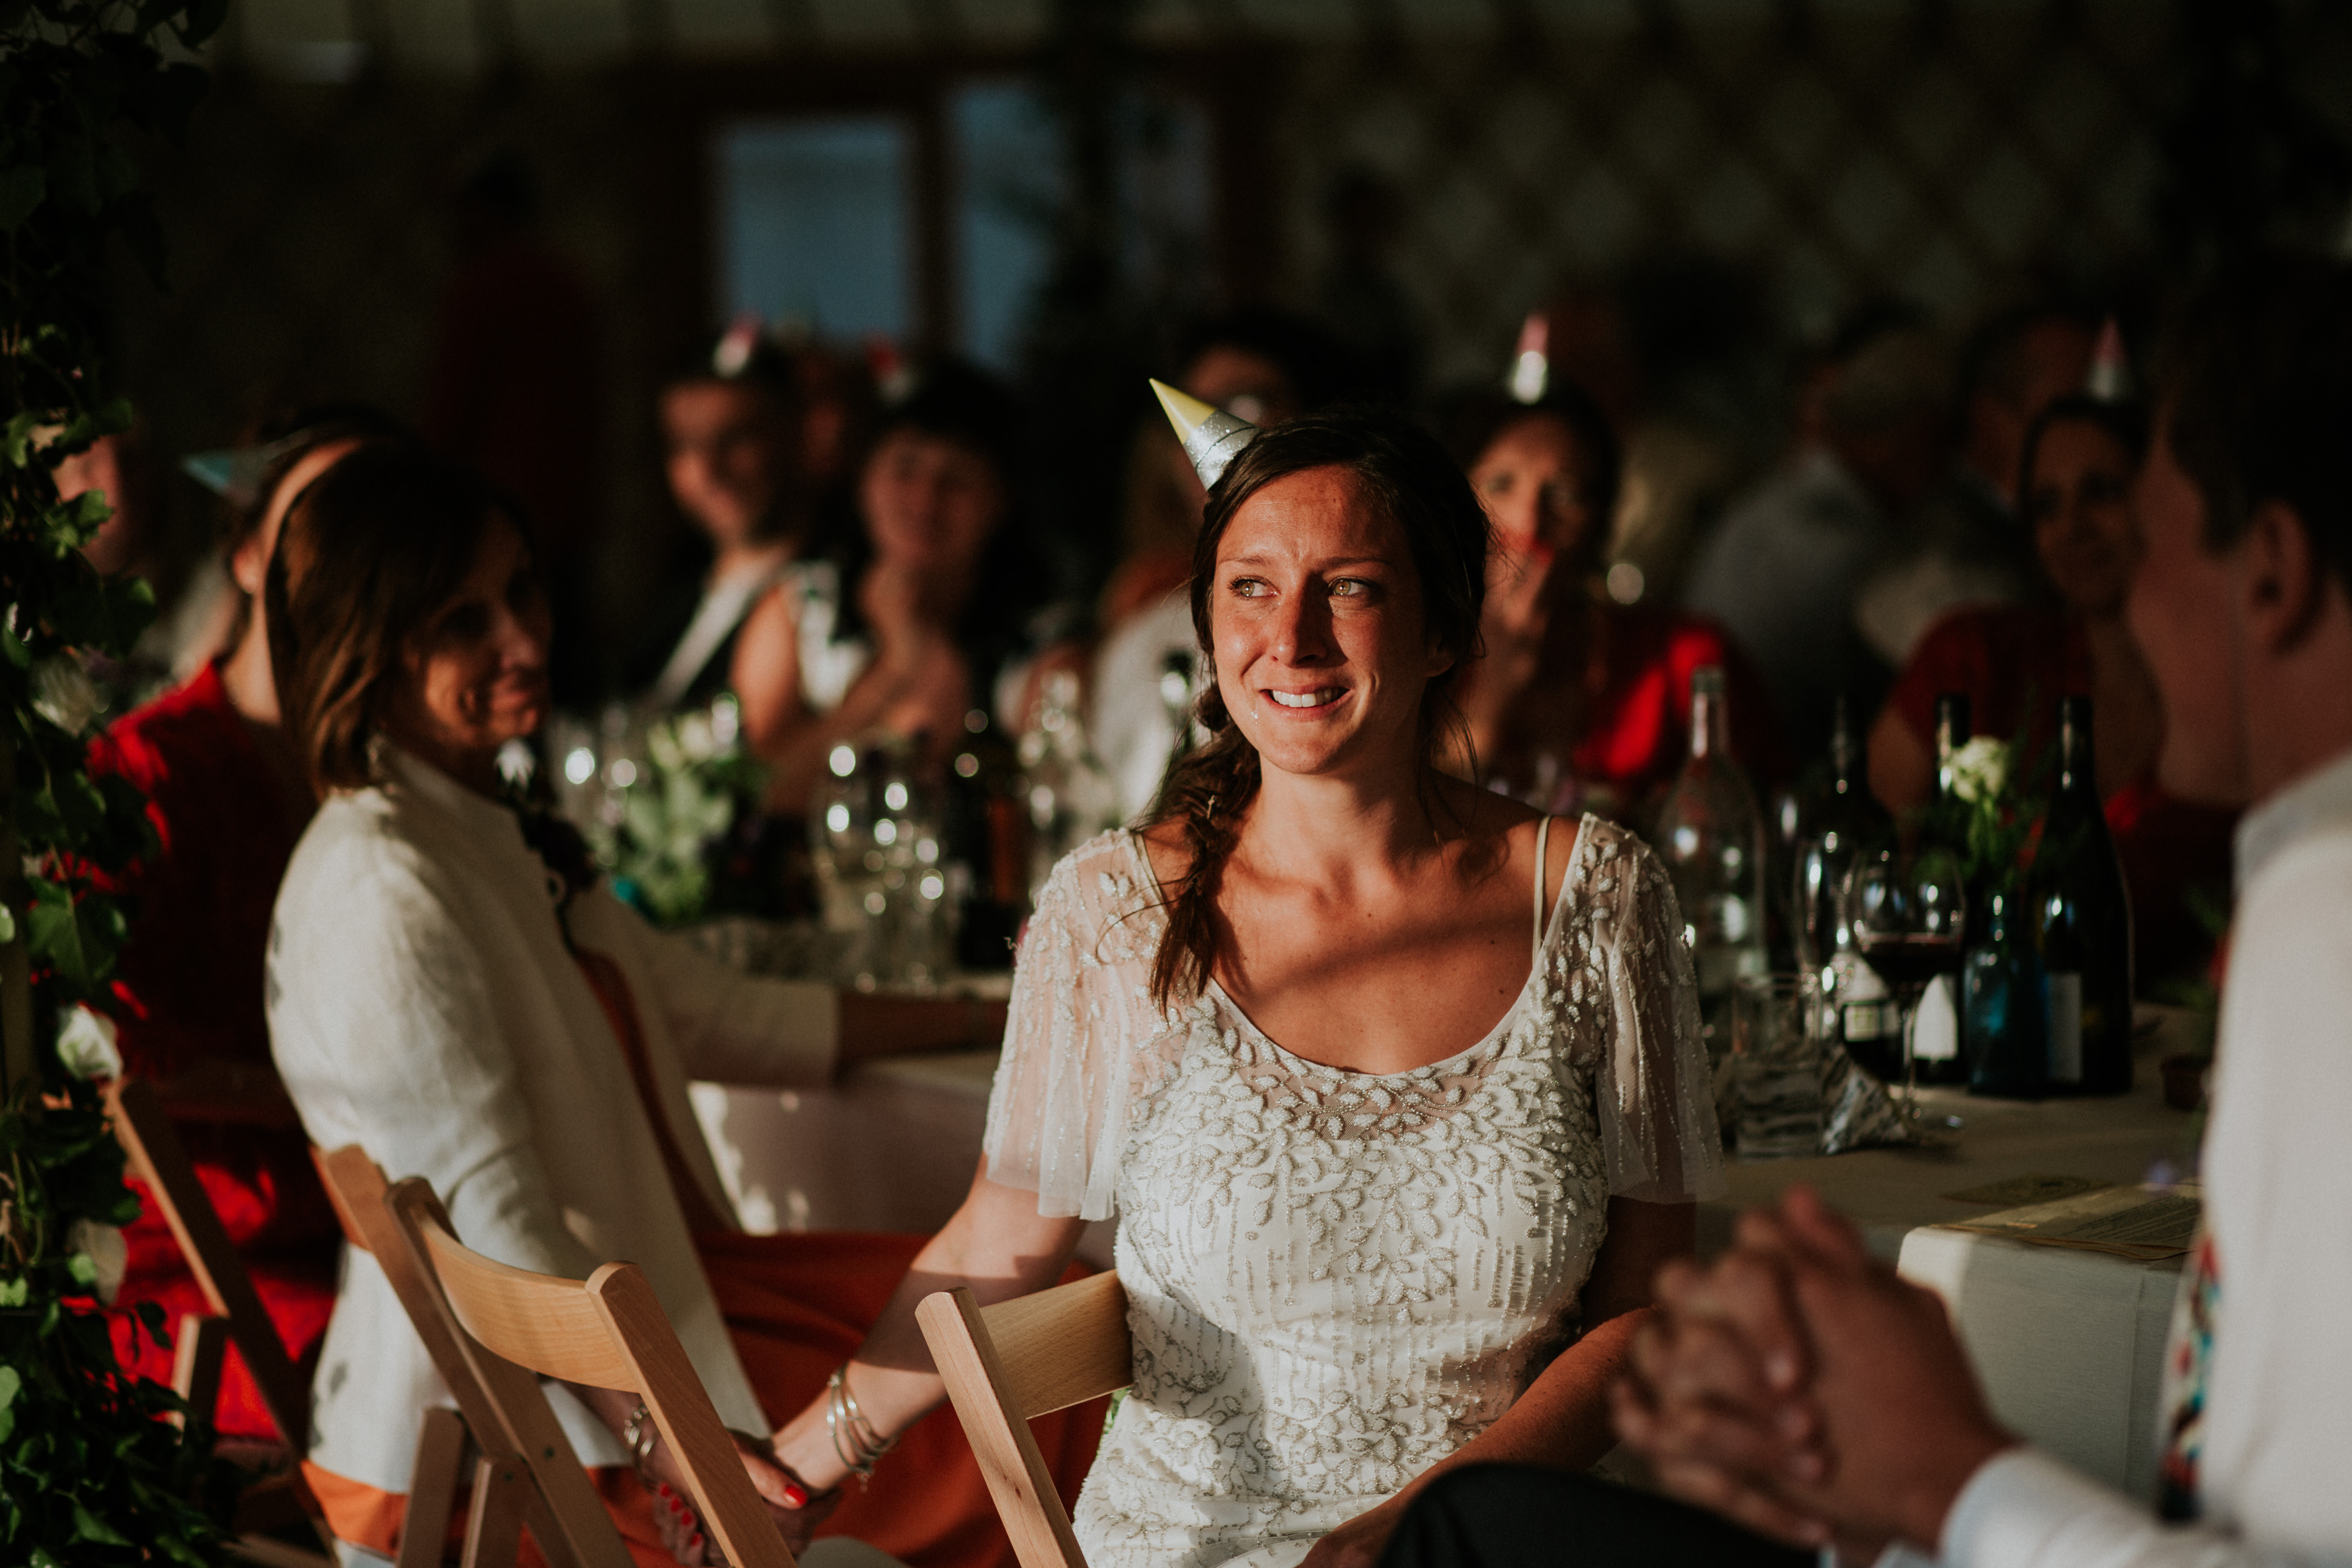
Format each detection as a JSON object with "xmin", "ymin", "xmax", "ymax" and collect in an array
[{"xmin": 768, "ymin": 1173, "xmax": 1086, "ymax": 1493}]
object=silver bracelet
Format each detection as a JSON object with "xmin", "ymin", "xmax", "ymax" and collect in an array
[
  {"xmin": 824, "ymin": 1367, "xmax": 897, "ymax": 1487},
  {"xmin": 624, "ymin": 1399, "xmax": 660, "ymax": 1485}
]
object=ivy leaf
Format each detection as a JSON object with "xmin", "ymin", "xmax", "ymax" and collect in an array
[
  {"xmin": 0, "ymin": 1277, "xmax": 25, "ymax": 1306},
  {"xmin": 0, "ymin": 164, "xmax": 43, "ymax": 233},
  {"xmin": 0, "ymin": 1364, "xmax": 18, "ymax": 1444},
  {"xmin": 26, "ymin": 876, "xmax": 114, "ymax": 996},
  {"xmin": 71, "ymin": 1501, "xmax": 133, "ymax": 1546}
]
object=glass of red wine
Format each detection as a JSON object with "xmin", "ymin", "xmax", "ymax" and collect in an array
[{"xmin": 1842, "ymin": 848, "xmax": 1967, "ymax": 1114}]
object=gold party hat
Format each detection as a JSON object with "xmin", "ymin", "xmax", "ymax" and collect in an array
[{"xmin": 1152, "ymin": 379, "xmax": 1259, "ymax": 490}]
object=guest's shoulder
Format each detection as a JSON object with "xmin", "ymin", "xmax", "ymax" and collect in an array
[
  {"xmin": 88, "ymin": 664, "xmax": 244, "ymax": 790},
  {"xmin": 280, "ymin": 786, "xmax": 443, "ymax": 914}
]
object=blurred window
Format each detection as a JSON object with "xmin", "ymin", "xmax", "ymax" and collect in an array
[{"xmin": 717, "ymin": 117, "xmax": 913, "ymax": 343}]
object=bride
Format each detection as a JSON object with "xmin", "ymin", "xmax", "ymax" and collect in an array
[{"xmin": 759, "ymin": 405, "xmax": 1724, "ymax": 1568}]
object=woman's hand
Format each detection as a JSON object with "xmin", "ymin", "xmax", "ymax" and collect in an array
[
  {"xmin": 646, "ymin": 1428, "xmax": 840, "ymax": 1564},
  {"xmin": 1298, "ymin": 1496, "xmax": 1410, "ymax": 1568}
]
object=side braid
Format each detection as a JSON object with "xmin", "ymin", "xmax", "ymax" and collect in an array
[{"xmin": 1146, "ymin": 685, "xmax": 1261, "ymax": 1012}]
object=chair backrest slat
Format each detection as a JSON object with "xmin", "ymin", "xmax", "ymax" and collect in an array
[
  {"xmin": 411, "ymin": 1216, "xmax": 635, "ymax": 1390},
  {"xmin": 917, "ymin": 1272, "xmax": 1132, "ymax": 1568},
  {"xmin": 987, "ymin": 1271, "xmax": 1132, "ymax": 1419}
]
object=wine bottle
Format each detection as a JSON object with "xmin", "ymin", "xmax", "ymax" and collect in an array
[
  {"xmin": 2032, "ymin": 696, "xmax": 2135, "ymax": 1095},
  {"xmin": 1790, "ymin": 696, "xmax": 1902, "ymax": 1077},
  {"xmin": 1912, "ymin": 691, "xmax": 1974, "ymax": 1085},
  {"xmin": 1656, "ymin": 667, "xmax": 1768, "ymax": 1068}
]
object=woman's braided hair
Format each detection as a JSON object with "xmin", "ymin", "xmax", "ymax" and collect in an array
[{"xmin": 1143, "ymin": 407, "xmax": 1491, "ymax": 1011}]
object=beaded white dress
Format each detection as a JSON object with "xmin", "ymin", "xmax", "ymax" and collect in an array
[{"xmin": 981, "ymin": 817, "xmax": 1724, "ymax": 1568}]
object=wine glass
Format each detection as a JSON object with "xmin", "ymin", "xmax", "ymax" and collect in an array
[{"xmin": 1841, "ymin": 848, "xmax": 1966, "ymax": 1113}]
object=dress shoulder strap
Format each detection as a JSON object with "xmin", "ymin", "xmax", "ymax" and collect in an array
[{"xmin": 1532, "ymin": 814, "xmax": 1552, "ymax": 963}]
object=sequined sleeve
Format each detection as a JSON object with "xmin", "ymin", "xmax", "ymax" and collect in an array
[
  {"xmin": 1591, "ymin": 825, "xmax": 1726, "ymax": 1202},
  {"xmin": 981, "ymin": 831, "xmax": 1171, "ymax": 1221}
]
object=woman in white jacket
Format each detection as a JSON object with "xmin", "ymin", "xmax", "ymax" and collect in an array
[{"xmin": 263, "ymin": 445, "xmax": 1102, "ymax": 1566}]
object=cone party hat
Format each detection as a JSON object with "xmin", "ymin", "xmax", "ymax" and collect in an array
[
  {"xmin": 2084, "ymin": 316, "xmax": 2133, "ymax": 403},
  {"xmin": 1152, "ymin": 379, "xmax": 1259, "ymax": 491}
]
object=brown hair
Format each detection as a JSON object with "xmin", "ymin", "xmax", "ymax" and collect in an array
[
  {"xmin": 267, "ymin": 445, "xmax": 521, "ymax": 795},
  {"xmin": 1143, "ymin": 407, "xmax": 1490, "ymax": 1010},
  {"xmin": 2159, "ymin": 255, "xmax": 2352, "ymax": 589}
]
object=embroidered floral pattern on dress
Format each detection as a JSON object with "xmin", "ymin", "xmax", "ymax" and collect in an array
[{"xmin": 981, "ymin": 821, "xmax": 1722, "ymax": 1568}]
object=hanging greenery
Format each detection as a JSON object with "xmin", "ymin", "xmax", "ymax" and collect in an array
[{"xmin": 2, "ymin": 0, "xmax": 232, "ymax": 1559}]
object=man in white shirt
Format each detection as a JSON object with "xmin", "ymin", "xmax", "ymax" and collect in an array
[{"xmin": 1376, "ymin": 257, "xmax": 2352, "ymax": 1568}]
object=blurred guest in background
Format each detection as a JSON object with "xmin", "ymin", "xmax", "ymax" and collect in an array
[
  {"xmin": 1445, "ymin": 383, "xmax": 1780, "ymax": 824},
  {"xmin": 731, "ymin": 359, "xmax": 1065, "ymax": 813},
  {"xmin": 624, "ymin": 321, "xmax": 810, "ymax": 713},
  {"xmin": 1851, "ymin": 300, "xmax": 2097, "ymax": 668},
  {"xmin": 1093, "ymin": 309, "xmax": 1365, "ymax": 820},
  {"xmin": 90, "ymin": 407, "xmax": 403, "ymax": 1443},
  {"xmin": 420, "ymin": 147, "xmax": 605, "ymax": 705},
  {"xmin": 1685, "ymin": 306, "xmax": 1954, "ymax": 759},
  {"xmin": 264, "ymin": 442, "xmax": 1089, "ymax": 1567},
  {"xmin": 1871, "ymin": 393, "xmax": 2237, "ymax": 990}
]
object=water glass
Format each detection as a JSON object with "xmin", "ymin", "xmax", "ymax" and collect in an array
[{"xmin": 1732, "ymin": 972, "xmax": 1826, "ymax": 1159}]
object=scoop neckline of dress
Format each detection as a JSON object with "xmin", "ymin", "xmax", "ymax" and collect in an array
[{"xmin": 1121, "ymin": 818, "xmax": 1590, "ymax": 1085}]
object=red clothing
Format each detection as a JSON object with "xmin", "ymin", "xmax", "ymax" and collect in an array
[
  {"xmin": 1489, "ymin": 602, "xmax": 1784, "ymax": 823},
  {"xmin": 86, "ymin": 663, "xmax": 338, "ymax": 1439},
  {"xmin": 1887, "ymin": 605, "xmax": 2239, "ymax": 987}
]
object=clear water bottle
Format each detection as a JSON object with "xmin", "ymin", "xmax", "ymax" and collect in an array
[
  {"xmin": 1018, "ymin": 669, "xmax": 1121, "ymax": 907},
  {"xmin": 1656, "ymin": 666, "xmax": 1769, "ymax": 1062}
]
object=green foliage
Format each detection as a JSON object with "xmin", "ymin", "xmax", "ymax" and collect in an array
[
  {"xmin": 2, "ymin": 0, "xmax": 230, "ymax": 1558},
  {"xmin": 590, "ymin": 698, "xmax": 769, "ymax": 926},
  {"xmin": 0, "ymin": 1076, "xmax": 234, "ymax": 1563}
]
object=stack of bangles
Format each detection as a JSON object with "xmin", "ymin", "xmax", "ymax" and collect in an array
[{"xmin": 826, "ymin": 1367, "xmax": 898, "ymax": 1486}]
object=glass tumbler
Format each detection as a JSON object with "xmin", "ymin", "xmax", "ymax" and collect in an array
[{"xmin": 1732, "ymin": 972, "xmax": 1826, "ymax": 1159}]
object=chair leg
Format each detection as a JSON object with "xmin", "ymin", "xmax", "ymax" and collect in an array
[
  {"xmin": 398, "ymin": 1408, "xmax": 470, "ymax": 1568},
  {"xmin": 459, "ymin": 1453, "xmax": 528, "ymax": 1568},
  {"xmin": 172, "ymin": 1313, "xmax": 230, "ymax": 1430}
]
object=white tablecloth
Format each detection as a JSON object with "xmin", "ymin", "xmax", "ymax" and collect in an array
[{"xmin": 690, "ymin": 1051, "xmax": 1119, "ymax": 1268}]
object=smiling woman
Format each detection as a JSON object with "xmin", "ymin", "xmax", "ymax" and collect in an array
[{"xmin": 758, "ymin": 406, "xmax": 1728, "ymax": 1568}]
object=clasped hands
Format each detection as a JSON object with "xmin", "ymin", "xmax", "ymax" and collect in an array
[{"xmin": 1608, "ymin": 1186, "xmax": 2018, "ymax": 1564}]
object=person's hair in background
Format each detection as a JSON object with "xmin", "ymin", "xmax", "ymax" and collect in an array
[
  {"xmin": 2161, "ymin": 257, "xmax": 2352, "ymax": 584},
  {"xmin": 219, "ymin": 406, "xmax": 414, "ymax": 619},
  {"xmin": 1959, "ymin": 300, "xmax": 2099, "ymax": 510},
  {"xmin": 1145, "ymin": 407, "xmax": 1489, "ymax": 1008},
  {"xmin": 267, "ymin": 445, "xmax": 526, "ymax": 794}
]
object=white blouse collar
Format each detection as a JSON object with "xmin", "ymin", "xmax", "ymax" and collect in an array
[{"xmin": 381, "ymin": 742, "xmax": 533, "ymax": 859}]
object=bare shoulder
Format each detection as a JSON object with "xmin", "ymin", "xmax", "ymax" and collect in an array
[{"xmin": 1135, "ymin": 818, "xmax": 1190, "ymax": 897}]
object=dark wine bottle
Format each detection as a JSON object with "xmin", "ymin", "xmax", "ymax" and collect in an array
[
  {"xmin": 2032, "ymin": 696, "xmax": 2135, "ymax": 1094},
  {"xmin": 1912, "ymin": 692, "xmax": 1974, "ymax": 1085},
  {"xmin": 1793, "ymin": 696, "xmax": 1902, "ymax": 1075}
]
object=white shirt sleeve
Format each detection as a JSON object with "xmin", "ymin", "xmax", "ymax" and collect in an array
[
  {"xmin": 981, "ymin": 834, "xmax": 1166, "ymax": 1221},
  {"xmin": 1594, "ymin": 831, "xmax": 1727, "ymax": 1203},
  {"xmin": 600, "ymin": 891, "xmax": 840, "ymax": 1088},
  {"xmin": 1939, "ymin": 1449, "xmax": 2336, "ymax": 1568}
]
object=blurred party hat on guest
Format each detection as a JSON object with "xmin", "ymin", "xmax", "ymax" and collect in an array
[
  {"xmin": 179, "ymin": 432, "xmax": 307, "ymax": 508},
  {"xmin": 712, "ymin": 309, "xmax": 766, "ymax": 378},
  {"xmin": 1152, "ymin": 379, "xmax": 1258, "ymax": 491},
  {"xmin": 1506, "ymin": 311, "xmax": 1550, "ymax": 404},
  {"xmin": 2084, "ymin": 316, "xmax": 2133, "ymax": 403}
]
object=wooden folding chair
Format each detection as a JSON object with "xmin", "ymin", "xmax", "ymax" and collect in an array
[
  {"xmin": 382, "ymin": 1174, "xmax": 801, "ymax": 1568},
  {"xmin": 106, "ymin": 1076, "xmax": 337, "ymax": 1567},
  {"xmin": 915, "ymin": 1272, "xmax": 1131, "ymax": 1568},
  {"xmin": 313, "ymin": 1145, "xmax": 623, "ymax": 1568}
]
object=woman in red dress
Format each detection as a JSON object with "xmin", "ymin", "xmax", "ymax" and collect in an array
[
  {"xmin": 91, "ymin": 409, "xmax": 399, "ymax": 1441},
  {"xmin": 1445, "ymin": 385, "xmax": 1780, "ymax": 825},
  {"xmin": 1869, "ymin": 395, "xmax": 2238, "ymax": 989}
]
